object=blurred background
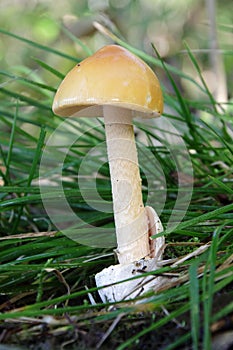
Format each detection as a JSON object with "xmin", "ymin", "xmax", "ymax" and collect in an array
[{"xmin": 0, "ymin": 0, "xmax": 232, "ymax": 104}]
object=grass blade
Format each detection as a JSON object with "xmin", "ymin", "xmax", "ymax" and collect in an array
[
  {"xmin": 0, "ymin": 28, "xmax": 78, "ymax": 62},
  {"xmin": 32, "ymin": 57, "xmax": 65, "ymax": 79},
  {"xmin": 5, "ymin": 102, "xmax": 18, "ymax": 185},
  {"xmin": 202, "ymin": 227, "xmax": 221, "ymax": 349},
  {"xmin": 10, "ymin": 127, "xmax": 46, "ymax": 233},
  {"xmin": 0, "ymin": 70, "xmax": 56, "ymax": 93},
  {"xmin": 0, "ymin": 87, "xmax": 51, "ymax": 111},
  {"xmin": 189, "ymin": 262, "xmax": 200, "ymax": 350},
  {"xmin": 156, "ymin": 202, "xmax": 233, "ymax": 236},
  {"xmin": 151, "ymin": 44, "xmax": 199, "ymax": 144},
  {"xmin": 184, "ymin": 42, "xmax": 218, "ymax": 112},
  {"xmin": 62, "ymin": 26, "xmax": 93, "ymax": 56}
]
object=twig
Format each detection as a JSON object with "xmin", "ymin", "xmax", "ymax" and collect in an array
[
  {"xmin": 171, "ymin": 244, "xmax": 210, "ymax": 267},
  {"xmin": 85, "ymin": 285, "xmax": 97, "ymax": 305},
  {"xmin": 161, "ymin": 305, "xmax": 185, "ymax": 328},
  {"xmin": 96, "ymin": 313, "xmax": 126, "ymax": 349},
  {"xmin": 0, "ymin": 231, "xmax": 57, "ymax": 240}
]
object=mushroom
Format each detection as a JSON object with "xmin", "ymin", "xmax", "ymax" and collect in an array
[{"xmin": 52, "ymin": 45, "xmax": 165, "ymax": 302}]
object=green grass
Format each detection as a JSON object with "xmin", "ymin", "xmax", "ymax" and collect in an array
[{"xmin": 0, "ymin": 26, "xmax": 233, "ymax": 350}]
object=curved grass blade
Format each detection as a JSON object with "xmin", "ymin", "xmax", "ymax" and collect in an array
[
  {"xmin": 189, "ymin": 262, "xmax": 200, "ymax": 350},
  {"xmin": 202, "ymin": 226, "xmax": 221, "ymax": 349},
  {"xmin": 154, "ymin": 202, "xmax": 233, "ymax": 236},
  {"xmin": 32, "ymin": 57, "xmax": 65, "ymax": 79},
  {"xmin": 0, "ymin": 70, "xmax": 56, "ymax": 93},
  {"xmin": 5, "ymin": 102, "xmax": 18, "ymax": 185},
  {"xmin": 0, "ymin": 28, "xmax": 78, "ymax": 62},
  {"xmin": 10, "ymin": 127, "xmax": 46, "ymax": 233},
  {"xmin": 0, "ymin": 87, "xmax": 51, "ymax": 111},
  {"xmin": 62, "ymin": 25, "xmax": 93, "ymax": 56},
  {"xmin": 151, "ymin": 44, "xmax": 200, "ymax": 145},
  {"xmin": 184, "ymin": 42, "xmax": 218, "ymax": 112}
]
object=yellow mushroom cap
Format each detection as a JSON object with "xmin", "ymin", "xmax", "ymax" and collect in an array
[{"xmin": 52, "ymin": 45, "xmax": 163, "ymax": 118}]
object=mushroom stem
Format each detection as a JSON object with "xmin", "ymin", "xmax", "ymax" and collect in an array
[{"xmin": 104, "ymin": 106, "xmax": 150, "ymax": 264}]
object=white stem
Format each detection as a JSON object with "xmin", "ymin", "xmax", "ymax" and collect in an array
[{"xmin": 104, "ymin": 106, "xmax": 150, "ymax": 264}]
